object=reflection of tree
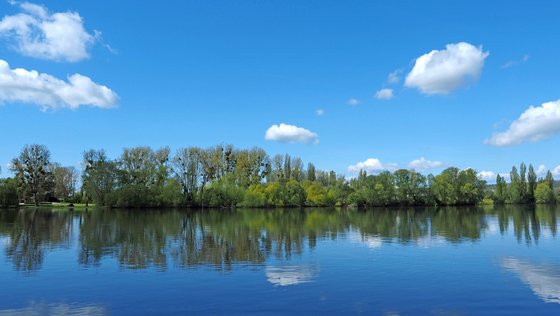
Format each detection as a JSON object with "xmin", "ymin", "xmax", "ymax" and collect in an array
[
  {"xmin": 494, "ymin": 205, "xmax": 557, "ymax": 245},
  {"xmin": 0, "ymin": 209, "xmax": 71, "ymax": 272},
  {"xmin": 1, "ymin": 206, "xmax": 558, "ymax": 272},
  {"xmin": 430, "ymin": 207, "xmax": 486, "ymax": 241},
  {"xmin": 78, "ymin": 210, "xmax": 184, "ymax": 270}
]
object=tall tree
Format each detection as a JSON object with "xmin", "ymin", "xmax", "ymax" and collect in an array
[
  {"xmin": 509, "ymin": 166, "xmax": 522, "ymax": 204},
  {"xmin": 53, "ymin": 165, "xmax": 79, "ymax": 202},
  {"xmin": 527, "ymin": 164, "xmax": 537, "ymax": 202},
  {"xmin": 519, "ymin": 162, "xmax": 527, "ymax": 202},
  {"xmin": 494, "ymin": 174, "xmax": 507, "ymax": 204},
  {"xmin": 82, "ymin": 149, "xmax": 118, "ymax": 206},
  {"xmin": 172, "ymin": 147, "xmax": 204, "ymax": 204},
  {"xmin": 284, "ymin": 154, "xmax": 292, "ymax": 181},
  {"xmin": 10, "ymin": 144, "xmax": 53, "ymax": 206},
  {"xmin": 545, "ymin": 170, "xmax": 554, "ymax": 191},
  {"xmin": 307, "ymin": 163, "xmax": 316, "ymax": 181}
]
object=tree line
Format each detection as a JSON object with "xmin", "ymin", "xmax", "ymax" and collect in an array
[{"xmin": 0, "ymin": 144, "xmax": 558, "ymax": 208}]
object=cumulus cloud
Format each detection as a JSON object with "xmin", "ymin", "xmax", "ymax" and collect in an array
[
  {"xmin": 347, "ymin": 98, "xmax": 359, "ymax": 106},
  {"xmin": 0, "ymin": 59, "xmax": 118, "ymax": 110},
  {"xmin": 408, "ymin": 157, "xmax": 444, "ymax": 172},
  {"xmin": 0, "ymin": 2, "xmax": 98, "ymax": 62},
  {"xmin": 375, "ymin": 88, "xmax": 393, "ymax": 100},
  {"xmin": 387, "ymin": 69, "xmax": 402, "ymax": 84},
  {"xmin": 265, "ymin": 123, "xmax": 319, "ymax": 144},
  {"xmin": 536, "ymin": 165, "xmax": 547, "ymax": 177},
  {"xmin": 552, "ymin": 166, "xmax": 560, "ymax": 177},
  {"xmin": 315, "ymin": 108, "xmax": 324, "ymax": 116},
  {"xmin": 405, "ymin": 42, "xmax": 489, "ymax": 94},
  {"xmin": 485, "ymin": 100, "xmax": 560, "ymax": 147},
  {"xmin": 477, "ymin": 170, "xmax": 496, "ymax": 181},
  {"xmin": 348, "ymin": 158, "xmax": 397, "ymax": 173}
]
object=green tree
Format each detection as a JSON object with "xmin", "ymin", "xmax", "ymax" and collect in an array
[
  {"xmin": 10, "ymin": 144, "xmax": 53, "ymax": 206},
  {"xmin": 509, "ymin": 166, "xmax": 522, "ymax": 204},
  {"xmin": 307, "ymin": 163, "xmax": 316, "ymax": 181},
  {"xmin": 82, "ymin": 149, "xmax": 118, "ymax": 206},
  {"xmin": 545, "ymin": 170, "xmax": 554, "ymax": 191},
  {"xmin": 172, "ymin": 147, "xmax": 204, "ymax": 204},
  {"xmin": 519, "ymin": 162, "xmax": 527, "ymax": 202},
  {"xmin": 432, "ymin": 168, "xmax": 459, "ymax": 205},
  {"xmin": 527, "ymin": 164, "xmax": 537, "ymax": 203},
  {"xmin": 494, "ymin": 174, "xmax": 507, "ymax": 204},
  {"xmin": 53, "ymin": 164, "xmax": 78, "ymax": 202},
  {"xmin": 535, "ymin": 182, "xmax": 555, "ymax": 204},
  {"xmin": 0, "ymin": 178, "xmax": 19, "ymax": 207}
]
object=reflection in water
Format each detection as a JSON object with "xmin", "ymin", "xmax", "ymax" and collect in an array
[
  {"xmin": 502, "ymin": 258, "xmax": 560, "ymax": 304},
  {"xmin": 0, "ymin": 209, "xmax": 72, "ymax": 272},
  {"xmin": 0, "ymin": 206, "xmax": 557, "ymax": 272},
  {"xmin": 0, "ymin": 302, "xmax": 107, "ymax": 316},
  {"xmin": 266, "ymin": 264, "xmax": 319, "ymax": 286},
  {"xmin": 348, "ymin": 230, "xmax": 383, "ymax": 249}
]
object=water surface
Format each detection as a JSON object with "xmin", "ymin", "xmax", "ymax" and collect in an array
[{"xmin": 0, "ymin": 206, "xmax": 559, "ymax": 315}]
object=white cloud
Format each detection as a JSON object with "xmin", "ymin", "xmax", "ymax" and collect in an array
[
  {"xmin": 347, "ymin": 98, "xmax": 359, "ymax": 106},
  {"xmin": 315, "ymin": 108, "xmax": 324, "ymax": 116},
  {"xmin": 485, "ymin": 100, "xmax": 560, "ymax": 147},
  {"xmin": 0, "ymin": 2, "xmax": 97, "ymax": 62},
  {"xmin": 348, "ymin": 158, "xmax": 397, "ymax": 173},
  {"xmin": 265, "ymin": 123, "xmax": 319, "ymax": 144},
  {"xmin": 375, "ymin": 88, "xmax": 393, "ymax": 100},
  {"xmin": 502, "ymin": 54, "xmax": 529, "ymax": 69},
  {"xmin": 408, "ymin": 157, "xmax": 444, "ymax": 172},
  {"xmin": 405, "ymin": 42, "xmax": 489, "ymax": 94},
  {"xmin": 387, "ymin": 70, "xmax": 401, "ymax": 84},
  {"xmin": 552, "ymin": 166, "xmax": 560, "ymax": 177},
  {"xmin": 477, "ymin": 170, "xmax": 496, "ymax": 181},
  {"xmin": 536, "ymin": 165, "xmax": 547, "ymax": 177},
  {"xmin": 0, "ymin": 59, "xmax": 118, "ymax": 110},
  {"xmin": 500, "ymin": 173, "xmax": 511, "ymax": 182}
]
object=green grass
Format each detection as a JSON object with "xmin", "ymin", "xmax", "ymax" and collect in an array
[{"xmin": 19, "ymin": 202, "xmax": 96, "ymax": 211}]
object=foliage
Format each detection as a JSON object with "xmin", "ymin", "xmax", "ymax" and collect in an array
[
  {"xmin": 10, "ymin": 144, "xmax": 53, "ymax": 206},
  {"xmin": 0, "ymin": 178, "xmax": 19, "ymax": 207},
  {"xmin": 5, "ymin": 144, "xmax": 559, "ymax": 208},
  {"xmin": 535, "ymin": 182, "xmax": 555, "ymax": 204}
]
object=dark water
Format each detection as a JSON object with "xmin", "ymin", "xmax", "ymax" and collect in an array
[{"xmin": 0, "ymin": 206, "xmax": 559, "ymax": 315}]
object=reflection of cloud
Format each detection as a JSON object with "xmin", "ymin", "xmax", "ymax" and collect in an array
[
  {"xmin": 266, "ymin": 265, "xmax": 318, "ymax": 286},
  {"xmin": 502, "ymin": 257, "xmax": 560, "ymax": 304},
  {"xmin": 485, "ymin": 221, "xmax": 500, "ymax": 235},
  {"xmin": 348, "ymin": 230, "xmax": 383, "ymax": 249},
  {"xmin": 0, "ymin": 302, "xmax": 107, "ymax": 315},
  {"xmin": 0, "ymin": 236, "xmax": 8, "ymax": 247},
  {"xmin": 415, "ymin": 236, "xmax": 446, "ymax": 249}
]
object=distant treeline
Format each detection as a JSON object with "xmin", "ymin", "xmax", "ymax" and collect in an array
[{"xmin": 0, "ymin": 144, "xmax": 558, "ymax": 208}]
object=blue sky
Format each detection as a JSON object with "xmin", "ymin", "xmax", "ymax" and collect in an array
[{"xmin": 1, "ymin": 0, "xmax": 560, "ymax": 182}]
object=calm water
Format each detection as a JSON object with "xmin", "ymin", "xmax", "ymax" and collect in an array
[{"xmin": 0, "ymin": 206, "xmax": 559, "ymax": 315}]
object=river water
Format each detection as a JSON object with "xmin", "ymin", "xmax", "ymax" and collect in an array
[{"xmin": 0, "ymin": 206, "xmax": 559, "ymax": 315}]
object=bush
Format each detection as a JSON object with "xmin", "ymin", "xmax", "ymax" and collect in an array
[{"xmin": 0, "ymin": 178, "xmax": 19, "ymax": 207}]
